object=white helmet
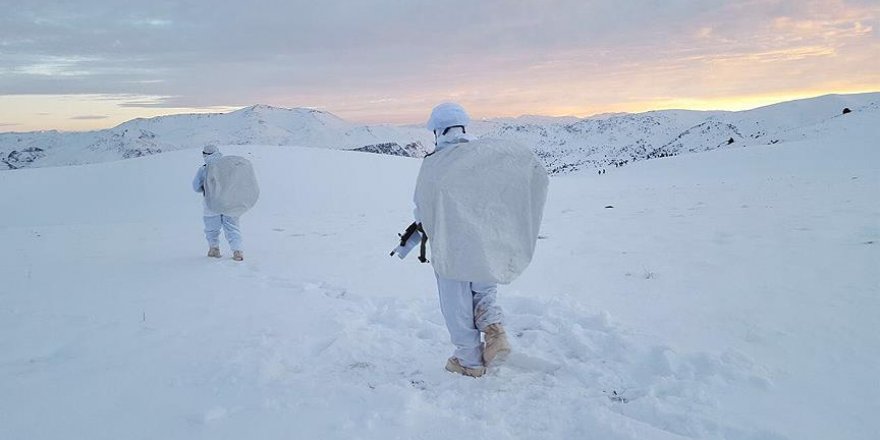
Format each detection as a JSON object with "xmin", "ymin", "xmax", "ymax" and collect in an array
[{"xmin": 426, "ymin": 102, "xmax": 470, "ymax": 134}]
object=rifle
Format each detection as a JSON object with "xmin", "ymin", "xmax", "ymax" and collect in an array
[{"xmin": 389, "ymin": 222, "xmax": 429, "ymax": 263}]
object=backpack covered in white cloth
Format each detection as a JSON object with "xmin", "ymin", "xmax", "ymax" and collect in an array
[
  {"xmin": 205, "ymin": 155, "xmax": 260, "ymax": 217},
  {"xmin": 415, "ymin": 138, "xmax": 549, "ymax": 284}
]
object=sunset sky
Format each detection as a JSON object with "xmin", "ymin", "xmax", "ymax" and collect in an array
[{"xmin": 1, "ymin": 0, "xmax": 878, "ymax": 132}]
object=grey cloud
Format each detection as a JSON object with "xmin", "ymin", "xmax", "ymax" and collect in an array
[
  {"xmin": 69, "ymin": 115, "xmax": 109, "ymax": 120},
  {"xmin": 0, "ymin": 0, "xmax": 876, "ymax": 119}
]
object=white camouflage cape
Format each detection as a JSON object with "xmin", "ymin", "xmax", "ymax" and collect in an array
[
  {"xmin": 415, "ymin": 138, "xmax": 548, "ymax": 284},
  {"xmin": 205, "ymin": 155, "xmax": 260, "ymax": 217}
]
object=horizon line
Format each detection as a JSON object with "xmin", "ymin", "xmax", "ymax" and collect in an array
[{"xmin": 2, "ymin": 90, "xmax": 878, "ymax": 135}]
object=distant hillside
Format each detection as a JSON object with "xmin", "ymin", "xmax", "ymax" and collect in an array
[
  {"xmin": 467, "ymin": 93, "xmax": 879, "ymax": 174},
  {"xmin": 0, "ymin": 105, "xmax": 433, "ymax": 170},
  {"xmin": 2, "ymin": 93, "xmax": 877, "ymax": 173}
]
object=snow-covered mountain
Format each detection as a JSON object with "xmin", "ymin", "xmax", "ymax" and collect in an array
[
  {"xmin": 468, "ymin": 93, "xmax": 878, "ymax": 173},
  {"xmin": 1, "ymin": 93, "xmax": 877, "ymax": 172},
  {"xmin": 0, "ymin": 105, "xmax": 433, "ymax": 170}
]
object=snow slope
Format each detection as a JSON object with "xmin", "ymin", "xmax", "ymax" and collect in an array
[{"xmin": 0, "ymin": 111, "xmax": 878, "ymax": 439}]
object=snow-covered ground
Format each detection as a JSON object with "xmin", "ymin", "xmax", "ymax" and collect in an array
[{"xmin": 1, "ymin": 109, "xmax": 878, "ymax": 439}]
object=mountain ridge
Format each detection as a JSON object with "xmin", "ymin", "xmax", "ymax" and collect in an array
[{"xmin": 1, "ymin": 92, "xmax": 877, "ymax": 172}]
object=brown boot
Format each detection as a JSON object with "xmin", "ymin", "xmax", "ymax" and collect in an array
[
  {"xmin": 482, "ymin": 323, "xmax": 511, "ymax": 366},
  {"xmin": 207, "ymin": 247, "xmax": 221, "ymax": 258},
  {"xmin": 233, "ymin": 250, "xmax": 244, "ymax": 261},
  {"xmin": 445, "ymin": 357, "xmax": 486, "ymax": 378}
]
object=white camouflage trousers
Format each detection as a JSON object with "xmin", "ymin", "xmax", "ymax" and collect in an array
[
  {"xmin": 203, "ymin": 215, "xmax": 242, "ymax": 251},
  {"xmin": 435, "ymin": 273, "xmax": 503, "ymax": 368}
]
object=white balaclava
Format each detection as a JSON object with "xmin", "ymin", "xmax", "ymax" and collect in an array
[
  {"xmin": 426, "ymin": 102, "xmax": 470, "ymax": 149},
  {"xmin": 202, "ymin": 144, "xmax": 222, "ymax": 163}
]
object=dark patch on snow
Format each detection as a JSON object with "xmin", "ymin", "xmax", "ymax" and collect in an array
[
  {"xmin": 122, "ymin": 148, "xmax": 162, "ymax": 159},
  {"xmin": 3, "ymin": 146, "xmax": 46, "ymax": 169},
  {"xmin": 352, "ymin": 142, "xmax": 408, "ymax": 156},
  {"xmin": 351, "ymin": 141, "xmax": 427, "ymax": 158},
  {"xmin": 604, "ymin": 390, "xmax": 629, "ymax": 403}
]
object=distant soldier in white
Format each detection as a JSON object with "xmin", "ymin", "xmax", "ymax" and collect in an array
[
  {"xmin": 192, "ymin": 145, "xmax": 260, "ymax": 261},
  {"xmin": 394, "ymin": 103, "xmax": 549, "ymax": 377}
]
